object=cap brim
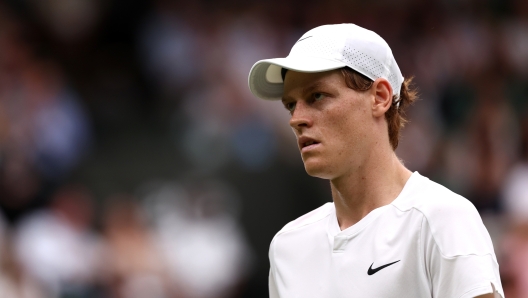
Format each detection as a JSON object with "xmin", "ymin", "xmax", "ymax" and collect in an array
[{"xmin": 248, "ymin": 57, "xmax": 346, "ymax": 100}]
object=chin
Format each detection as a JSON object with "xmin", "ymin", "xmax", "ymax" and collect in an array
[{"xmin": 303, "ymin": 160, "xmax": 334, "ymax": 179}]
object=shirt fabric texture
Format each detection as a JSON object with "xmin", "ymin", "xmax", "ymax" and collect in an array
[{"xmin": 269, "ymin": 172, "xmax": 504, "ymax": 298}]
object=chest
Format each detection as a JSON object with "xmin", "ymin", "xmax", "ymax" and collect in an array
[{"xmin": 272, "ymin": 213, "xmax": 431, "ymax": 298}]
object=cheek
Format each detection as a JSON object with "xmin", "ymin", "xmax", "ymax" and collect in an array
[{"xmin": 325, "ymin": 105, "xmax": 370, "ymax": 153}]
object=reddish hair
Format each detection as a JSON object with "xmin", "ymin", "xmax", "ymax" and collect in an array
[{"xmin": 340, "ymin": 68, "xmax": 418, "ymax": 150}]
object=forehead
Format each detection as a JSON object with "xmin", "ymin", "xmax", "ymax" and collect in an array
[{"xmin": 282, "ymin": 69, "xmax": 345, "ymax": 101}]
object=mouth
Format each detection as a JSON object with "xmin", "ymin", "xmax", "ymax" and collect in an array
[{"xmin": 298, "ymin": 137, "xmax": 320, "ymax": 152}]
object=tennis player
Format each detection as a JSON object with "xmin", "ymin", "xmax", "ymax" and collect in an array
[{"xmin": 248, "ymin": 24, "xmax": 504, "ymax": 298}]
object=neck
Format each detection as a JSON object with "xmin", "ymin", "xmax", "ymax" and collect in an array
[{"xmin": 330, "ymin": 149, "xmax": 412, "ymax": 231}]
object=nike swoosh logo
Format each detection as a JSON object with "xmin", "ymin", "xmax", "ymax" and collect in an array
[
  {"xmin": 295, "ymin": 36, "xmax": 312, "ymax": 43},
  {"xmin": 367, "ymin": 260, "xmax": 400, "ymax": 275}
]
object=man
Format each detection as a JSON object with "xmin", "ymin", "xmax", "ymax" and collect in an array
[{"xmin": 247, "ymin": 24, "xmax": 504, "ymax": 298}]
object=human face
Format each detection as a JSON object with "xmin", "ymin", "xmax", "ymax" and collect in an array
[{"xmin": 282, "ymin": 70, "xmax": 376, "ymax": 180}]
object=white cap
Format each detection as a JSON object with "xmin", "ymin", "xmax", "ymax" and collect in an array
[{"xmin": 248, "ymin": 24, "xmax": 404, "ymax": 101}]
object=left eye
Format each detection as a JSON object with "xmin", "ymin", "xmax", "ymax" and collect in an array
[{"xmin": 313, "ymin": 93, "xmax": 326, "ymax": 101}]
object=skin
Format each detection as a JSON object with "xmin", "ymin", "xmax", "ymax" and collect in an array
[
  {"xmin": 281, "ymin": 70, "xmax": 495, "ymax": 298},
  {"xmin": 282, "ymin": 69, "xmax": 411, "ymax": 229}
]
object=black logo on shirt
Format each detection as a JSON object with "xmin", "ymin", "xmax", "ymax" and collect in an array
[{"xmin": 367, "ymin": 260, "xmax": 400, "ymax": 275}]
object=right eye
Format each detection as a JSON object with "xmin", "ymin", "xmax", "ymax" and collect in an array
[{"xmin": 284, "ymin": 102, "xmax": 296, "ymax": 114}]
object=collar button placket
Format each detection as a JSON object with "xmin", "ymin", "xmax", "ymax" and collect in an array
[{"xmin": 333, "ymin": 236, "xmax": 348, "ymax": 252}]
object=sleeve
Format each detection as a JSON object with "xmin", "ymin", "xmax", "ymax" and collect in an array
[
  {"xmin": 269, "ymin": 267, "xmax": 280, "ymax": 298},
  {"xmin": 421, "ymin": 200, "xmax": 505, "ymax": 298},
  {"xmin": 269, "ymin": 238, "xmax": 280, "ymax": 298}
]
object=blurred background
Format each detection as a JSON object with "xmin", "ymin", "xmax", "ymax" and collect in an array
[{"xmin": 0, "ymin": 0, "xmax": 527, "ymax": 297}]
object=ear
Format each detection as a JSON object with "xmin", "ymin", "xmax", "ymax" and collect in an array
[{"xmin": 371, "ymin": 78, "xmax": 393, "ymax": 118}]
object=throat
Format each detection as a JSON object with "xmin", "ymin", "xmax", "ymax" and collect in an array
[{"xmin": 329, "ymin": 162, "xmax": 412, "ymax": 231}]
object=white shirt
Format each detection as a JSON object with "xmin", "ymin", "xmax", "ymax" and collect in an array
[{"xmin": 269, "ymin": 172, "xmax": 504, "ymax": 298}]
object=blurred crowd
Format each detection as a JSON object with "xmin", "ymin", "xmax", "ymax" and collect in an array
[
  {"xmin": 0, "ymin": 181, "xmax": 252, "ymax": 298},
  {"xmin": 1, "ymin": 0, "xmax": 528, "ymax": 297}
]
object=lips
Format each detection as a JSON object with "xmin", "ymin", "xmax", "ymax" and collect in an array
[{"xmin": 298, "ymin": 136, "xmax": 320, "ymax": 151}]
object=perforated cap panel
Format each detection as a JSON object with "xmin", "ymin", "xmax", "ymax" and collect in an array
[{"xmin": 341, "ymin": 47, "xmax": 400, "ymax": 98}]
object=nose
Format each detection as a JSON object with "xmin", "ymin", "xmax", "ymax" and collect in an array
[{"xmin": 289, "ymin": 101, "xmax": 313, "ymax": 131}]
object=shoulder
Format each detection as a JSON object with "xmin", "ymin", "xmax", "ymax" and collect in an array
[
  {"xmin": 269, "ymin": 202, "xmax": 333, "ymax": 265},
  {"xmin": 394, "ymin": 172, "xmax": 494, "ymax": 257},
  {"xmin": 275, "ymin": 202, "xmax": 334, "ymax": 237},
  {"xmin": 270, "ymin": 202, "xmax": 333, "ymax": 252},
  {"xmin": 392, "ymin": 172, "xmax": 477, "ymax": 216}
]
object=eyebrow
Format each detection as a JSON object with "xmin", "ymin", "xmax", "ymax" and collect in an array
[
  {"xmin": 281, "ymin": 81, "xmax": 325, "ymax": 103},
  {"xmin": 302, "ymin": 81, "xmax": 324, "ymax": 96}
]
